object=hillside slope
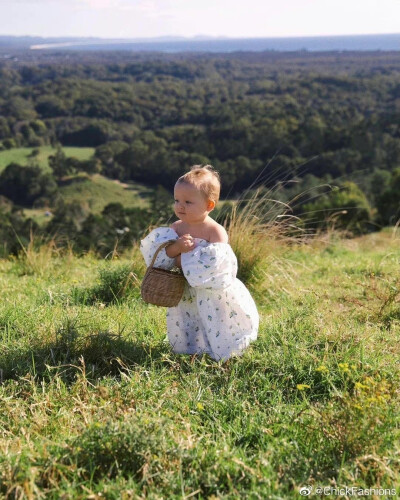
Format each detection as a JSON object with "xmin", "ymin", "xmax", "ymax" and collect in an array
[{"xmin": 0, "ymin": 230, "xmax": 398, "ymax": 497}]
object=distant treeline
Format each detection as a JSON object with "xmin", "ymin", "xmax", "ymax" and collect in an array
[{"xmin": 0, "ymin": 51, "xmax": 400, "ymax": 253}]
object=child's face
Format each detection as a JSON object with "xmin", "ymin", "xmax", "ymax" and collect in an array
[{"xmin": 174, "ymin": 182, "xmax": 214, "ymax": 224}]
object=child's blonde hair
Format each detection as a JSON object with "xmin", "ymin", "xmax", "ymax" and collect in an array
[{"xmin": 176, "ymin": 165, "xmax": 221, "ymax": 204}]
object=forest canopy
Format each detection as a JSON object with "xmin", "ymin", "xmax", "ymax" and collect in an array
[{"xmin": 0, "ymin": 50, "xmax": 399, "ymax": 252}]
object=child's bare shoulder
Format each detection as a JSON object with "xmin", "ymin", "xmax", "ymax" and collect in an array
[
  {"xmin": 208, "ymin": 220, "xmax": 228, "ymax": 243},
  {"xmin": 170, "ymin": 220, "xmax": 183, "ymax": 234}
]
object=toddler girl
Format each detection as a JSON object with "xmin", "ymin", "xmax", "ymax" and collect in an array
[{"xmin": 140, "ymin": 165, "xmax": 259, "ymax": 361}]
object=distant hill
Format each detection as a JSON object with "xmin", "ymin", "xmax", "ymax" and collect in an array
[
  {"xmin": 0, "ymin": 147, "xmax": 152, "ymax": 225},
  {"xmin": 56, "ymin": 174, "xmax": 151, "ymax": 213}
]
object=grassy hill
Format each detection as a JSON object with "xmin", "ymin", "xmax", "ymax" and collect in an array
[
  {"xmin": 57, "ymin": 173, "xmax": 153, "ymax": 212},
  {"xmin": 24, "ymin": 174, "xmax": 154, "ymax": 226},
  {"xmin": 23, "ymin": 174, "xmax": 153, "ymax": 225},
  {"xmin": 0, "ymin": 146, "xmax": 95, "ymax": 172},
  {"xmin": 1, "ymin": 147, "xmax": 155, "ymax": 225},
  {"xmin": 0, "ymin": 229, "xmax": 398, "ymax": 497}
]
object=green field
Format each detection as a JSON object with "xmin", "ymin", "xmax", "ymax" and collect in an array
[
  {"xmin": 0, "ymin": 146, "xmax": 95, "ymax": 172},
  {"xmin": 24, "ymin": 174, "xmax": 153, "ymax": 224},
  {"xmin": 1, "ymin": 147, "xmax": 154, "ymax": 223},
  {"xmin": 57, "ymin": 174, "xmax": 152, "ymax": 212},
  {"xmin": 0, "ymin": 229, "xmax": 399, "ymax": 498}
]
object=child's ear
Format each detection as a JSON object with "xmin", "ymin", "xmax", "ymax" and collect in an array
[{"xmin": 207, "ymin": 199, "xmax": 216, "ymax": 211}]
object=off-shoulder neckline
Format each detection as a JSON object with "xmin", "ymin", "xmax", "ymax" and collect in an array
[
  {"xmin": 160, "ymin": 227, "xmax": 229, "ymax": 245},
  {"xmin": 166, "ymin": 227, "xmax": 208, "ymax": 243}
]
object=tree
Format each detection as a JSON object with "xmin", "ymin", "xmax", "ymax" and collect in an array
[
  {"xmin": 0, "ymin": 117, "xmax": 10, "ymax": 140},
  {"xmin": 302, "ymin": 181, "xmax": 373, "ymax": 234},
  {"xmin": 35, "ymin": 96, "xmax": 67, "ymax": 118},
  {"xmin": 0, "ymin": 163, "xmax": 57, "ymax": 207},
  {"xmin": 60, "ymin": 123, "xmax": 110, "ymax": 147},
  {"xmin": 0, "ymin": 204, "xmax": 38, "ymax": 257},
  {"xmin": 376, "ymin": 168, "xmax": 400, "ymax": 226},
  {"xmin": 48, "ymin": 146, "xmax": 75, "ymax": 179}
]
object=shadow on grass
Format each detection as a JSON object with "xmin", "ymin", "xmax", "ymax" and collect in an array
[{"xmin": 0, "ymin": 329, "xmax": 170, "ymax": 383}]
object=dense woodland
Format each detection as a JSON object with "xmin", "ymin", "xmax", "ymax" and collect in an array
[{"xmin": 0, "ymin": 50, "xmax": 400, "ymax": 253}]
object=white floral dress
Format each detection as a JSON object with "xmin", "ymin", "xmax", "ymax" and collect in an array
[{"xmin": 140, "ymin": 227, "xmax": 259, "ymax": 361}]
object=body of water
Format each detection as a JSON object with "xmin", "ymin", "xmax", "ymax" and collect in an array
[{"xmin": 30, "ymin": 33, "xmax": 400, "ymax": 52}]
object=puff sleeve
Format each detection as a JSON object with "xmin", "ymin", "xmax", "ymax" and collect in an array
[
  {"xmin": 180, "ymin": 243, "xmax": 237, "ymax": 289},
  {"xmin": 140, "ymin": 227, "xmax": 179, "ymax": 269}
]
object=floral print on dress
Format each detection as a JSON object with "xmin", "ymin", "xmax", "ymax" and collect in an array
[
  {"xmin": 140, "ymin": 227, "xmax": 178, "ymax": 269},
  {"xmin": 140, "ymin": 227, "xmax": 259, "ymax": 361}
]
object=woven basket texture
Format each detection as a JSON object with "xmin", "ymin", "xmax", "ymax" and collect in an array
[
  {"xmin": 141, "ymin": 239, "xmax": 186, "ymax": 307},
  {"xmin": 141, "ymin": 267, "xmax": 186, "ymax": 307}
]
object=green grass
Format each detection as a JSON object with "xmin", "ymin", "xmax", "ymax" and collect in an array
[
  {"xmin": 23, "ymin": 174, "xmax": 153, "ymax": 223},
  {"xmin": 55, "ymin": 174, "xmax": 153, "ymax": 213},
  {"xmin": 0, "ymin": 146, "xmax": 153, "ymax": 223},
  {"xmin": 24, "ymin": 174, "xmax": 152, "ymax": 225},
  {"xmin": 0, "ymin": 146, "xmax": 95, "ymax": 172},
  {"xmin": 0, "ymin": 231, "xmax": 399, "ymax": 498}
]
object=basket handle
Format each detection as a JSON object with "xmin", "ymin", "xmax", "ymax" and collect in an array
[{"xmin": 148, "ymin": 239, "xmax": 177, "ymax": 269}]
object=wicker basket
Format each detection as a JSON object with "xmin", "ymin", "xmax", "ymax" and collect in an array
[{"xmin": 141, "ymin": 240, "xmax": 186, "ymax": 307}]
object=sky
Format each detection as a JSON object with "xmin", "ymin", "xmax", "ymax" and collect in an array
[{"xmin": 0, "ymin": 0, "xmax": 399, "ymax": 39}]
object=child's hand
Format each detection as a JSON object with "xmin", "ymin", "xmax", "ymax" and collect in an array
[
  {"xmin": 165, "ymin": 234, "xmax": 195, "ymax": 259},
  {"xmin": 177, "ymin": 234, "xmax": 195, "ymax": 253}
]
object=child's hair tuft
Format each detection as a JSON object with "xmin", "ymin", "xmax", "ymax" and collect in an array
[{"xmin": 176, "ymin": 165, "xmax": 221, "ymax": 203}]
